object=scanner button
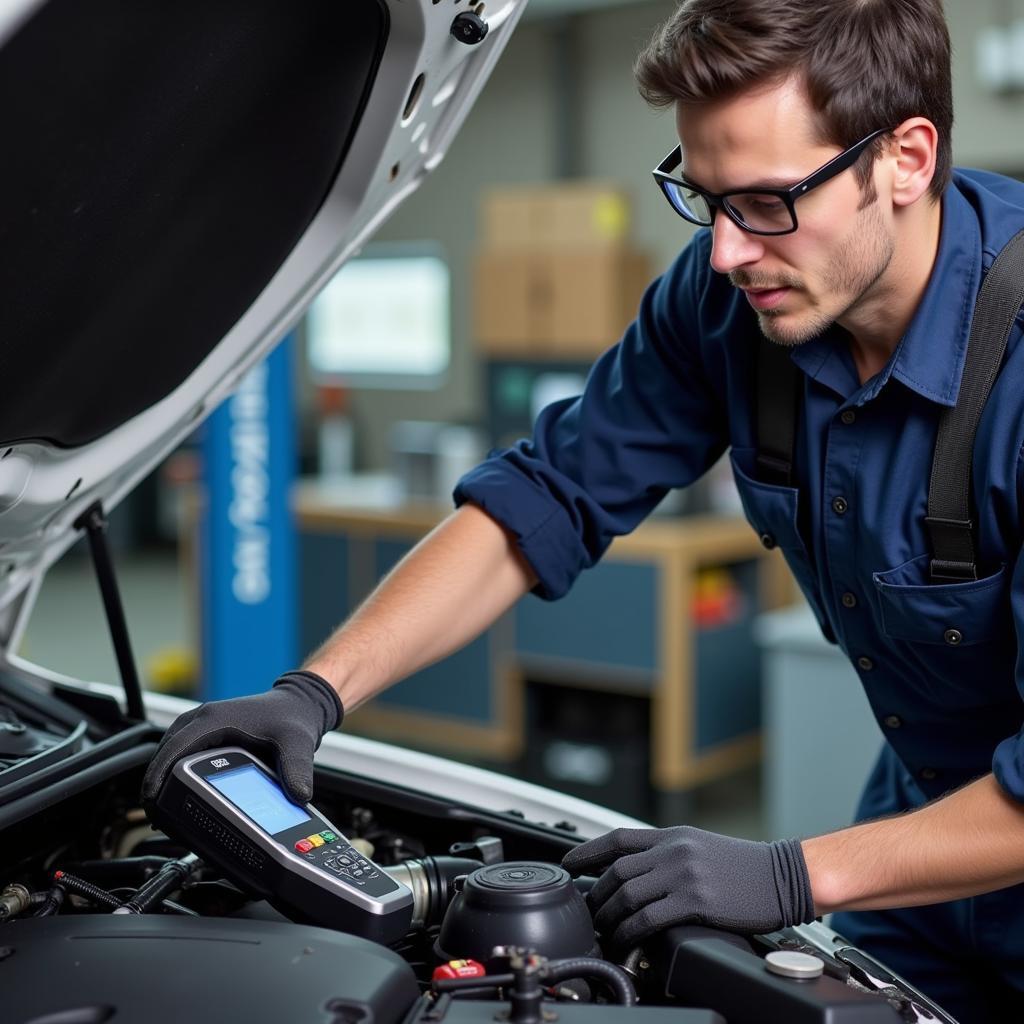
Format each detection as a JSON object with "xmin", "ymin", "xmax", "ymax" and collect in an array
[
  {"xmin": 295, "ymin": 840, "xmax": 314, "ymax": 853},
  {"xmin": 320, "ymin": 831, "xmax": 337, "ymax": 842},
  {"xmin": 308, "ymin": 835, "xmax": 325, "ymax": 847}
]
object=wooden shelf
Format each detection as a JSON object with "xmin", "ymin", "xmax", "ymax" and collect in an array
[{"xmin": 295, "ymin": 484, "xmax": 797, "ymax": 794}]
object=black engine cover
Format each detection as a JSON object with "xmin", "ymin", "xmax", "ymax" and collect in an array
[{"xmin": 3, "ymin": 915, "xmax": 419, "ymax": 1024}]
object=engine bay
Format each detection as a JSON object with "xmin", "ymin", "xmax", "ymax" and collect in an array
[{"xmin": 0, "ymin": 685, "xmax": 955, "ymax": 1024}]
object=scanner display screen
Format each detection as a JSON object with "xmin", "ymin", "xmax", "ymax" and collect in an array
[{"xmin": 208, "ymin": 764, "xmax": 311, "ymax": 834}]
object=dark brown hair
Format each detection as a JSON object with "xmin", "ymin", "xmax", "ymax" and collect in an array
[{"xmin": 635, "ymin": 0, "xmax": 953, "ymax": 201}]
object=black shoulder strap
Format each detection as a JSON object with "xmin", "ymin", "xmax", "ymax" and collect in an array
[
  {"xmin": 755, "ymin": 338, "xmax": 800, "ymax": 487},
  {"xmin": 926, "ymin": 227, "xmax": 1024, "ymax": 581}
]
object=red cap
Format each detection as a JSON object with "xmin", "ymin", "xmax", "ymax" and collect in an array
[{"xmin": 432, "ymin": 959, "xmax": 486, "ymax": 981}]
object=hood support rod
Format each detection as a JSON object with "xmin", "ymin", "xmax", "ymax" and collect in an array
[{"xmin": 74, "ymin": 502, "xmax": 145, "ymax": 721}]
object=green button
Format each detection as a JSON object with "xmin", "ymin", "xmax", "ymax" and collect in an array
[{"xmin": 320, "ymin": 831, "xmax": 337, "ymax": 842}]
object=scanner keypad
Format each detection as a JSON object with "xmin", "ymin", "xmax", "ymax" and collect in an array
[{"xmin": 295, "ymin": 830, "xmax": 381, "ymax": 885}]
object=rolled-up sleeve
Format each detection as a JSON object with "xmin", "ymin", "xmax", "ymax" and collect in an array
[{"xmin": 454, "ymin": 234, "xmax": 728, "ymax": 600}]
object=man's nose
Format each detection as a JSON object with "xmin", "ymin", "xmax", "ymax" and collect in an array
[{"xmin": 708, "ymin": 212, "xmax": 766, "ymax": 275}]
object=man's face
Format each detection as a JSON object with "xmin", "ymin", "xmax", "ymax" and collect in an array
[{"xmin": 676, "ymin": 78, "xmax": 895, "ymax": 347}]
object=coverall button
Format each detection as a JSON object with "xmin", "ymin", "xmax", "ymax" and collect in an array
[
  {"xmin": 919, "ymin": 767, "xmax": 938, "ymax": 781},
  {"xmin": 831, "ymin": 496, "xmax": 848, "ymax": 515},
  {"xmin": 760, "ymin": 532, "xmax": 776, "ymax": 550},
  {"xmin": 857, "ymin": 656, "xmax": 874, "ymax": 671},
  {"xmin": 841, "ymin": 592, "xmax": 857, "ymax": 609},
  {"xmin": 944, "ymin": 628, "xmax": 963, "ymax": 646},
  {"xmin": 840, "ymin": 410, "xmax": 856, "ymax": 425},
  {"xmin": 883, "ymin": 715, "xmax": 902, "ymax": 729}
]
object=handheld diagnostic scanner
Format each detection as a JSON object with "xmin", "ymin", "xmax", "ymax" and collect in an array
[{"xmin": 148, "ymin": 747, "xmax": 414, "ymax": 944}]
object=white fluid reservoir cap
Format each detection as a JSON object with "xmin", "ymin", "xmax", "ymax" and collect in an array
[{"xmin": 765, "ymin": 950, "xmax": 825, "ymax": 979}]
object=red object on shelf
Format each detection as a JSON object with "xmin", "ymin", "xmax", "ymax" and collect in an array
[{"xmin": 692, "ymin": 567, "xmax": 744, "ymax": 628}]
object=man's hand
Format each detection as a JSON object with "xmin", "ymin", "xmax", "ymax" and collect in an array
[
  {"xmin": 561, "ymin": 826, "xmax": 815, "ymax": 949},
  {"xmin": 141, "ymin": 670, "xmax": 343, "ymax": 805}
]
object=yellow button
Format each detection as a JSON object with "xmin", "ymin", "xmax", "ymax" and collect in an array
[{"xmin": 308, "ymin": 834, "xmax": 325, "ymax": 847}]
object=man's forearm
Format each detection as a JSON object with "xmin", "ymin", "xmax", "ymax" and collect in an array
[
  {"xmin": 303, "ymin": 502, "xmax": 537, "ymax": 713},
  {"xmin": 802, "ymin": 773, "xmax": 1024, "ymax": 914}
]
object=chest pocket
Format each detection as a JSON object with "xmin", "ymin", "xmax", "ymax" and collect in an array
[
  {"xmin": 872, "ymin": 553, "xmax": 1011, "ymax": 647},
  {"xmin": 871, "ymin": 554, "xmax": 1015, "ymax": 698},
  {"xmin": 729, "ymin": 447, "xmax": 836, "ymax": 642}
]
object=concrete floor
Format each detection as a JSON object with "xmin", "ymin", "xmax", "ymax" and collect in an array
[{"xmin": 18, "ymin": 549, "xmax": 193, "ymax": 690}]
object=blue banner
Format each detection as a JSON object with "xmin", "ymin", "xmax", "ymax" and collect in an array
[{"xmin": 201, "ymin": 336, "xmax": 297, "ymax": 699}]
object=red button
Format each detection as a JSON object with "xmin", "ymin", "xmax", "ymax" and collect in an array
[{"xmin": 295, "ymin": 840, "xmax": 314, "ymax": 853}]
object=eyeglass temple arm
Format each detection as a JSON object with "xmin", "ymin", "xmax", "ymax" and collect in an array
[
  {"xmin": 655, "ymin": 145, "xmax": 682, "ymax": 175},
  {"xmin": 789, "ymin": 128, "xmax": 893, "ymax": 197}
]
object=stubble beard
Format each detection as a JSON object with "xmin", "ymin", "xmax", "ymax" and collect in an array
[{"xmin": 738, "ymin": 202, "xmax": 896, "ymax": 348}]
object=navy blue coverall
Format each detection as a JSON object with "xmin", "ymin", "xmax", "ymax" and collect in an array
[{"xmin": 455, "ymin": 169, "xmax": 1024, "ymax": 1020}]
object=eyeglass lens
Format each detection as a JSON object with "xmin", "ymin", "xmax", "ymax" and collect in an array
[
  {"xmin": 724, "ymin": 193, "xmax": 794, "ymax": 232},
  {"xmin": 662, "ymin": 182, "xmax": 712, "ymax": 223},
  {"xmin": 662, "ymin": 181, "xmax": 796, "ymax": 233}
]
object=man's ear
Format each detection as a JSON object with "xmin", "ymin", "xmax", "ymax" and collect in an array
[{"xmin": 889, "ymin": 118, "xmax": 939, "ymax": 208}]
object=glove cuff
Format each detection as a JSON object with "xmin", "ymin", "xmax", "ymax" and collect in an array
[
  {"xmin": 770, "ymin": 838, "xmax": 816, "ymax": 927},
  {"xmin": 274, "ymin": 670, "xmax": 344, "ymax": 732}
]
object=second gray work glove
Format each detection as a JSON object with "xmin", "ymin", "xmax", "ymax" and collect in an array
[
  {"xmin": 561, "ymin": 825, "xmax": 815, "ymax": 949},
  {"xmin": 141, "ymin": 670, "xmax": 343, "ymax": 806}
]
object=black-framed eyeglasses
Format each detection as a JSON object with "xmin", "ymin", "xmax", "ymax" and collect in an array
[{"xmin": 652, "ymin": 127, "xmax": 893, "ymax": 236}]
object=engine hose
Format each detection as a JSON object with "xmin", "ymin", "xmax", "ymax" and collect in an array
[
  {"xmin": 52, "ymin": 872, "xmax": 123, "ymax": 911},
  {"xmin": 34, "ymin": 884, "xmax": 67, "ymax": 917},
  {"xmin": 544, "ymin": 958, "xmax": 637, "ymax": 1006},
  {"xmin": 0, "ymin": 886, "xmax": 56, "ymax": 921},
  {"xmin": 433, "ymin": 973, "xmax": 516, "ymax": 993},
  {"xmin": 385, "ymin": 856, "xmax": 483, "ymax": 929},
  {"xmin": 68, "ymin": 856, "xmax": 171, "ymax": 882},
  {"xmin": 116, "ymin": 853, "xmax": 201, "ymax": 915}
]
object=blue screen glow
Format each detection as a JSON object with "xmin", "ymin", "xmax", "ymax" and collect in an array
[{"xmin": 208, "ymin": 764, "xmax": 311, "ymax": 834}]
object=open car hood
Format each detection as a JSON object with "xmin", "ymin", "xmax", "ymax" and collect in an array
[{"xmin": 0, "ymin": 0, "xmax": 526, "ymax": 651}]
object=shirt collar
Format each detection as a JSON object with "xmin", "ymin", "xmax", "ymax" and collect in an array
[
  {"xmin": 789, "ymin": 181, "xmax": 981, "ymax": 408},
  {"xmin": 888, "ymin": 183, "xmax": 980, "ymax": 407}
]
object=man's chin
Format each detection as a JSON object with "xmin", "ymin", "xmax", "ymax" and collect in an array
[
  {"xmin": 757, "ymin": 311, "xmax": 811, "ymax": 348},
  {"xmin": 756, "ymin": 302, "xmax": 835, "ymax": 347}
]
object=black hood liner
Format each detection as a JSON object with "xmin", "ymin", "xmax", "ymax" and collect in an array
[{"xmin": 0, "ymin": 0, "xmax": 388, "ymax": 448}]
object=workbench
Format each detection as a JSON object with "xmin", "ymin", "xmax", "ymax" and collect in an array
[{"xmin": 295, "ymin": 481, "xmax": 796, "ymax": 812}]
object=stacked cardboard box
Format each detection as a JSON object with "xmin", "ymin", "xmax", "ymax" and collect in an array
[{"xmin": 474, "ymin": 183, "xmax": 650, "ymax": 356}]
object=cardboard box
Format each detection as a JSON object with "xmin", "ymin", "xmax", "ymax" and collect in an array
[
  {"xmin": 547, "ymin": 247, "xmax": 650, "ymax": 354},
  {"xmin": 482, "ymin": 183, "xmax": 631, "ymax": 248},
  {"xmin": 474, "ymin": 249, "xmax": 537, "ymax": 353},
  {"xmin": 475, "ymin": 245, "xmax": 650, "ymax": 356}
]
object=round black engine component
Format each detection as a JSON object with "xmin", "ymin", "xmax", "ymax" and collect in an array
[{"xmin": 435, "ymin": 861, "xmax": 597, "ymax": 963}]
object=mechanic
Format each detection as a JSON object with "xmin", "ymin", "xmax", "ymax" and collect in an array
[{"xmin": 145, "ymin": 1, "xmax": 1024, "ymax": 1018}]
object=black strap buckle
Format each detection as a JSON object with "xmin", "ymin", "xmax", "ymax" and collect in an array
[
  {"xmin": 924, "ymin": 515, "xmax": 974, "ymax": 532},
  {"xmin": 925, "ymin": 517, "xmax": 977, "ymax": 582},
  {"xmin": 929, "ymin": 558, "xmax": 977, "ymax": 582}
]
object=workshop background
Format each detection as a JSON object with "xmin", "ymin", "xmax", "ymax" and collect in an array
[{"xmin": 19, "ymin": 0, "xmax": 1024, "ymax": 835}]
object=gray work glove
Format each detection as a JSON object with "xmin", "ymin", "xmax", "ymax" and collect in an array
[
  {"xmin": 141, "ymin": 670, "xmax": 343, "ymax": 805},
  {"xmin": 561, "ymin": 826, "xmax": 815, "ymax": 949}
]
